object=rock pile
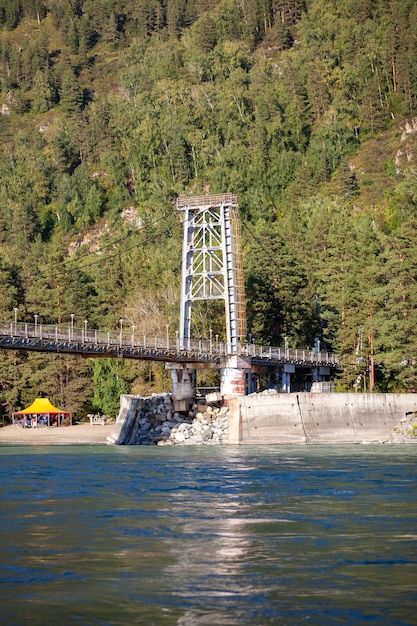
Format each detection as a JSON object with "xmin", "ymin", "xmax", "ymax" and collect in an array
[
  {"xmin": 127, "ymin": 393, "xmax": 229, "ymax": 446},
  {"xmin": 387, "ymin": 412, "xmax": 417, "ymax": 443}
]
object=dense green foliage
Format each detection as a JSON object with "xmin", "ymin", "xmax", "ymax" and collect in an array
[{"xmin": 1, "ymin": 0, "xmax": 417, "ymax": 418}]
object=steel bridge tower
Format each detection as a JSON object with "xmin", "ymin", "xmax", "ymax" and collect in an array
[{"xmin": 177, "ymin": 194, "xmax": 247, "ymax": 353}]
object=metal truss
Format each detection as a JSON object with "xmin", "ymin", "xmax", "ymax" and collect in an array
[{"xmin": 177, "ymin": 194, "xmax": 246, "ymax": 352}]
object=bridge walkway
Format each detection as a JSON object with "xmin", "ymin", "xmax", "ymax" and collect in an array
[{"xmin": 0, "ymin": 321, "xmax": 338, "ymax": 369}]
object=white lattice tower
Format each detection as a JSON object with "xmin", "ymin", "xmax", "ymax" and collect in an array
[{"xmin": 177, "ymin": 194, "xmax": 246, "ymax": 352}]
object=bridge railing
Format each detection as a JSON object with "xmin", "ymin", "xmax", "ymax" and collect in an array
[
  {"xmin": 248, "ymin": 344, "xmax": 337, "ymax": 365},
  {"xmin": 0, "ymin": 321, "xmax": 338, "ymax": 365},
  {"xmin": 0, "ymin": 322, "xmax": 180, "ymax": 351}
]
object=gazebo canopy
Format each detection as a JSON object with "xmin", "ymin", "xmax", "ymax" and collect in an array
[{"xmin": 13, "ymin": 397, "xmax": 70, "ymax": 416}]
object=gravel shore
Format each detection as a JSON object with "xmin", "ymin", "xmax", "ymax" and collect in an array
[{"xmin": 0, "ymin": 423, "xmax": 115, "ymax": 446}]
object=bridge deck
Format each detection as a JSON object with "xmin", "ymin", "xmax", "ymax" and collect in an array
[{"xmin": 0, "ymin": 322, "xmax": 338, "ymax": 368}]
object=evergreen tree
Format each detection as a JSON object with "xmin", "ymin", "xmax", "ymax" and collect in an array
[
  {"xmin": 375, "ymin": 221, "xmax": 417, "ymax": 391},
  {"xmin": 0, "ymin": 255, "xmax": 20, "ymax": 318},
  {"xmin": 32, "ymin": 70, "xmax": 53, "ymax": 113},
  {"xmin": 244, "ymin": 220, "xmax": 312, "ymax": 347},
  {"xmin": 58, "ymin": 64, "xmax": 83, "ymax": 113}
]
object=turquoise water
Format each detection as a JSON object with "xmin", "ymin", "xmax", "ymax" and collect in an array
[{"xmin": 0, "ymin": 445, "xmax": 416, "ymax": 625}]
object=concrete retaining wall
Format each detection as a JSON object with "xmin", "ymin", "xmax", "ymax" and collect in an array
[
  {"xmin": 228, "ymin": 392, "xmax": 417, "ymax": 444},
  {"xmin": 107, "ymin": 395, "xmax": 145, "ymax": 444}
]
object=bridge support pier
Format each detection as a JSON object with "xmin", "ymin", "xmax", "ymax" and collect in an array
[
  {"xmin": 281, "ymin": 364, "xmax": 295, "ymax": 393},
  {"xmin": 167, "ymin": 364, "xmax": 196, "ymax": 413},
  {"xmin": 220, "ymin": 355, "xmax": 252, "ymax": 400}
]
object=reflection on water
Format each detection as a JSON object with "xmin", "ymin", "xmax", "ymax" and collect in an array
[{"xmin": 0, "ymin": 445, "xmax": 416, "ymax": 625}]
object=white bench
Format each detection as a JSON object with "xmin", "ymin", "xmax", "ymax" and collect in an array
[{"xmin": 88, "ymin": 414, "xmax": 106, "ymax": 425}]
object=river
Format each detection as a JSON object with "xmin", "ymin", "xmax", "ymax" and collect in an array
[{"xmin": 0, "ymin": 444, "xmax": 416, "ymax": 625}]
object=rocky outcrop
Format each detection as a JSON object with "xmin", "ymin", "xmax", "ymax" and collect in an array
[{"xmin": 108, "ymin": 393, "xmax": 228, "ymax": 445}]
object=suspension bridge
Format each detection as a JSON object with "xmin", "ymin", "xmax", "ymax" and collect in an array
[{"xmin": 0, "ymin": 194, "xmax": 338, "ymax": 403}]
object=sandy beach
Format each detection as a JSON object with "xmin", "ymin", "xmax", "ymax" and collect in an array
[{"xmin": 0, "ymin": 422, "xmax": 116, "ymax": 446}]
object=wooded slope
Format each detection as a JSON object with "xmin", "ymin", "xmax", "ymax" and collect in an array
[{"xmin": 1, "ymin": 0, "xmax": 417, "ymax": 417}]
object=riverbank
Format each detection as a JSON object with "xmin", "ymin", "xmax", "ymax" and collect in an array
[
  {"xmin": 2, "ymin": 391, "xmax": 417, "ymax": 446},
  {"xmin": 0, "ymin": 422, "xmax": 115, "ymax": 445}
]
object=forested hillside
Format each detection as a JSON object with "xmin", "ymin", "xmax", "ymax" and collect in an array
[{"xmin": 1, "ymin": 0, "xmax": 417, "ymax": 418}]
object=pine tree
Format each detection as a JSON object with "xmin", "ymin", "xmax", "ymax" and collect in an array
[
  {"xmin": 375, "ymin": 221, "xmax": 417, "ymax": 390},
  {"xmin": 244, "ymin": 220, "xmax": 312, "ymax": 347},
  {"xmin": 59, "ymin": 64, "xmax": 83, "ymax": 113},
  {"xmin": 103, "ymin": 11, "xmax": 120, "ymax": 47},
  {"xmin": 0, "ymin": 255, "xmax": 19, "ymax": 318},
  {"xmin": 32, "ymin": 70, "xmax": 53, "ymax": 113}
]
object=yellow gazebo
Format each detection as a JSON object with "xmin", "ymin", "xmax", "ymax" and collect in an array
[{"xmin": 13, "ymin": 397, "xmax": 72, "ymax": 428}]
